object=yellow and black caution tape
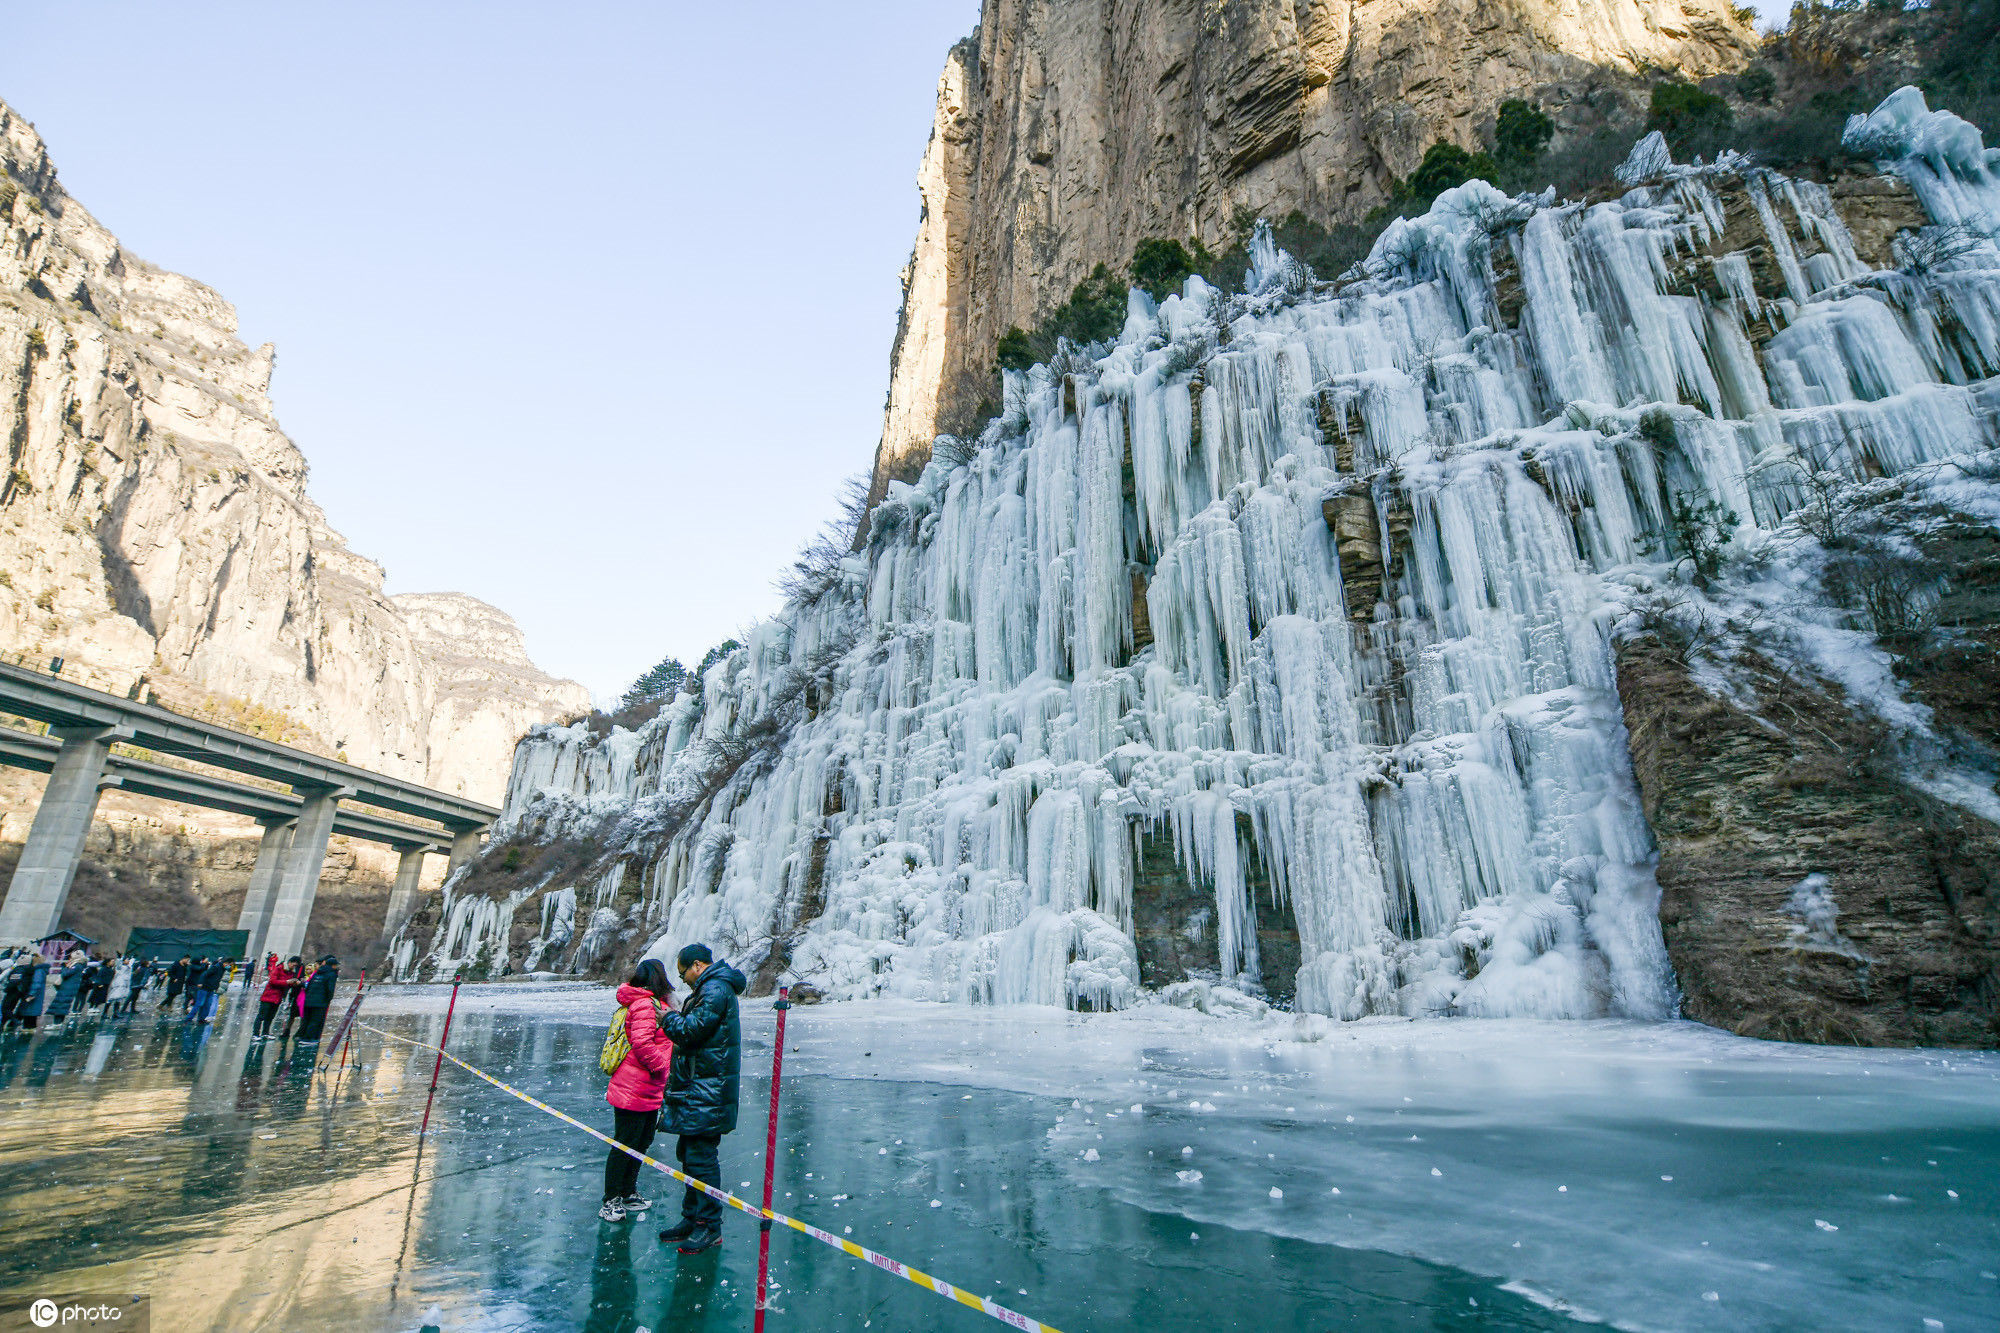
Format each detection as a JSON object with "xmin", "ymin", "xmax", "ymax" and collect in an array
[{"xmin": 355, "ymin": 1022, "xmax": 1063, "ymax": 1333}]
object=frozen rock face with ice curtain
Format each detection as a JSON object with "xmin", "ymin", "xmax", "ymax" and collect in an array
[{"xmin": 484, "ymin": 88, "xmax": 2000, "ymax": 1023}]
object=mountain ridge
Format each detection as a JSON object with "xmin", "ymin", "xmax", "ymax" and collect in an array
[{"xmin": 0, "ymin": 95, "xmax": 587, "ymax": 803}]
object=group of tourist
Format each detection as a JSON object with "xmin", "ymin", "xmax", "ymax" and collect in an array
[
  {"xmin": 0, "ymin": 949, "xmax": 152, "ymax": 1030},
  {"xmin": 249, "ymin": 952, "xmax": 341, "ymax": 1043},
  {"xmin": 0, "ymin": 948, "xmax": 342, "ymax": 1034},
  {"xmin": 155, "ymin": 955, "xmax": 232, "ymax": 1022}
]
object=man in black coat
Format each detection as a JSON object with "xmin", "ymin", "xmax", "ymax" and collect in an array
[
  {"xmin": 191, "ymin": 956, "xmax": 227, "ymax": 1025},
  {"xmin": 0, "ymin": 954, "xmax": 32, "ymax": 1030},
  {"xmin": 164, "ymin": 956, "xmax": 189, "ymax": 1009},
  {"xmin": 654, "ymin": 943, "xmax": 746, "ymax": 1254},
  {"xmin": 297, "ymin": 956, "xmax": 339, "ymax": 1042}
]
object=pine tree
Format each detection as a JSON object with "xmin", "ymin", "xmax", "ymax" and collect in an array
[
  {"xmin": 619, "ymin": 656, "xmax": 690, "ymax": 711},
  {"xmin": 1493, "ymin": 100, "xmax": 1555, "ymax": 178}
]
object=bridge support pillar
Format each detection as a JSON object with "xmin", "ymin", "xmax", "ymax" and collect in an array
[
  {"xmin": 382, "ymin": 847, "xmax": 428, "ymax": 942},
  {"xmin": 260, "ymin": 786, "xmax": 350, "ymax": 961},
  {"xmin": 237, "ymin": 817, "xmax": 296, "ymax": 961},
  {"xmin": 0, "ymin": 724, "xmax": 126, "ymax": 943},
  {"xmin": 447, "ymin": 826, "xmax": 484, "ymax": 876}
]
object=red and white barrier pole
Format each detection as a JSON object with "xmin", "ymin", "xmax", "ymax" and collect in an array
[
  {"xmin": 753, "ymin": 985, "xmax": 792, "ymax": 1332},
  {"xmin": 418, "ymin": 973, "xmax": 462, "ymax": 1137},
  {"xmin": 325, "ymin": 968, "xmax": 367, "ymax": 1073}
]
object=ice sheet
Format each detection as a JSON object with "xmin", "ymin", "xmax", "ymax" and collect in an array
[{"xmin": 363, "ymin": 986, "xmax": 2000, "ymax": 1332}]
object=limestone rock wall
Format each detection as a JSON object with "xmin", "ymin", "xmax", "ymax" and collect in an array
[
  {"xmin": 870, "ymin": 0, "xmax": 1756, "ymax": 505},
  {"xmin": 0, "ymin": 98, "xmax": 588, "ymax": 803},
  {"xmin": 1618, "ymin": 641, "xmax": 2000, "ymax": 1048}
]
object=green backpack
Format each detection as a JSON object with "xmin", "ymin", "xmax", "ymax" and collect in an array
[{"xmin": 599, "ymin": 996, "xmax": 663, "ymax": 1076}]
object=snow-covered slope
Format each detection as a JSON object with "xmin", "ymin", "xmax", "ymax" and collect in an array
[{"xmin": 421, "ymin": 89, "xmax": 2000, "ymax": 1028}]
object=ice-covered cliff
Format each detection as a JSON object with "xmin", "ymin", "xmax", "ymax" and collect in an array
[
  {"xmin": 432, "ymin": 89, "xmax": 2000, "ymax": 1036},
  {"xmin": 0, "ymin": 97, "xmax": 588, "ymax": 802}
]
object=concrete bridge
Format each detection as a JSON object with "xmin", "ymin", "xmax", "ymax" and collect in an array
[{"xmin": 0, "ymin": 660, "xmax": 497, "ymax": 959}]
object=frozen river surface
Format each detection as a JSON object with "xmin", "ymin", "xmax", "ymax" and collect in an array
[{"xmin": 0, "ymin": 983, "xmax": 1993, "ymax": 1331}]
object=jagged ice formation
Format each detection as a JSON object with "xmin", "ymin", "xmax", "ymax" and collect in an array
[{"xmin": 426, "ymin": 88, "xmax": 2000, "ymax": 1023}]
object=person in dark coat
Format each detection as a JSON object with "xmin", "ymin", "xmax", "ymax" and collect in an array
[
  {"xmin": 5, "ymin": 958, "xmax": 49, "ymax": 1031},
  {"xmin": 181, "ymin": 957, "xmax": 202, "ymax": 1018},
  {"xmin": 85, "ymin": 955, "xmax": 113, "ymax": 1013},
  {"xmin": 2, "ymin": 955, "xmax": 45, "ymax": 1031},
  {"xmin": 164, "ymin": 957, "xmax": 190, "ymax": 1009},
  {"xmin": 182, "ymin": 957, "xmax": 209, "ymax": 1016},
  {"xmin": 653, "ymin": 943, "xmax": 746, "ymax": 1253},
  {"xmin": 190, "ymin": 956, "xmax": 226, "ymax": 1025},
  {"xmin": 0, "ymin": 958, "xmax": 22, "ymax": 1031},
  {"xmin": 46, "ymin": 958, "xmax": 86, "ymax": 1024},
  {"xmin": 279, "ymin": 960, "xmax": 306, "ymax": 1040},
  {"xmin": 296, "ymin": 956, "xmax": 339, "ymax": 1042},
  {"xmin": 0, "ymin": 952, "xmax": 27, "ymax": 1021}
]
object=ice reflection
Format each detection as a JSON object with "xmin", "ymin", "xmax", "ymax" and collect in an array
[{"xmin": 2, "ymin": 985, "xmax": 1992, "ymax": 1331}]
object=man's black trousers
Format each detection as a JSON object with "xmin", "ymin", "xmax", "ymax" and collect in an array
[{"xmin": 676, "ymin": 1133, "xmax": 723, "ymax": 1226}]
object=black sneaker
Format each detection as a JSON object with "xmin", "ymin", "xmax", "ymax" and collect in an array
[
  {"xmin": 676, "ymin": 1225, "xmax": 721, "ymax": 1254},
  {"xmin": 657, "ymin": 1218, "xmax": 697, "ymax": 1244}
]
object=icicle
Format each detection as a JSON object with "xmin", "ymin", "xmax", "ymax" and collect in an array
[{"xmin": 462, "ymin": 87, "xmax": 2000, "ymax": 1028}]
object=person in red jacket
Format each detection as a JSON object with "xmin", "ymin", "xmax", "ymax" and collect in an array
[
  {"xmin": 600, "ymin": 957, "xmax": 675, "ymax": 1222},
  {"xmin": 253, "ymin": 955, "xmax": 300, "ymax": 1040}
]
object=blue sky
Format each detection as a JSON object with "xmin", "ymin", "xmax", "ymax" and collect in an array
[
  {"xmin": 4, "ymin": 1, "xmax": 978, "ymax": 702},
  {"xmin": 4, "ymin": 1, "xmax": 1793, "ymax": 703}
]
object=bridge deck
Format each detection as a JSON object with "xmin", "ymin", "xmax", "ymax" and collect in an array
[
  {"xmin": 0, "ymin": 728, "xmax": 448, "ymax": 851},
  {"xmin": 0, "ymin": 661, "xmax": 493, "ymax": 952},
  {"xmin": 0, "ymin": 660, "xmax": 497, "ymax": 828}
]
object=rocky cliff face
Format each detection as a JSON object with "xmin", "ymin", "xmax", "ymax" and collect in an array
[
  {"xmin": 870, "ymin": 0, "xmax": 1758, "ymax": 505},
  {"xmin": 0, "ymin": 98, "xmax": 588, "ymax": 803},
  {"xmin": 1620, "ymin": 639, "xmax": 1999, "ymax": 1047}
]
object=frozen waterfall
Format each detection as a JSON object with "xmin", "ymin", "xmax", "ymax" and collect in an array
[{"xmin": 466, "ymin": 88, "xmax": 2000, "ymax": 1021}]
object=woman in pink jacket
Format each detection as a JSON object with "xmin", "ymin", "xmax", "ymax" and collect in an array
[{"xmin": 601, "ymin": 957, "xmax": 675, "ymax": 1222}]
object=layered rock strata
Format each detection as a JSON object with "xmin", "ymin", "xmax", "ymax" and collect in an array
[
  {"xmin": 1620, "ymin": 641, "xmax": 1999, "ymax": 1047},
  {"xmin": 0, "ymin": 97, "xmax": 588, "ymax": 803},
  {"xmin": 870, "ymin": 0, "xmax": 1758, "ymax": 505}
]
